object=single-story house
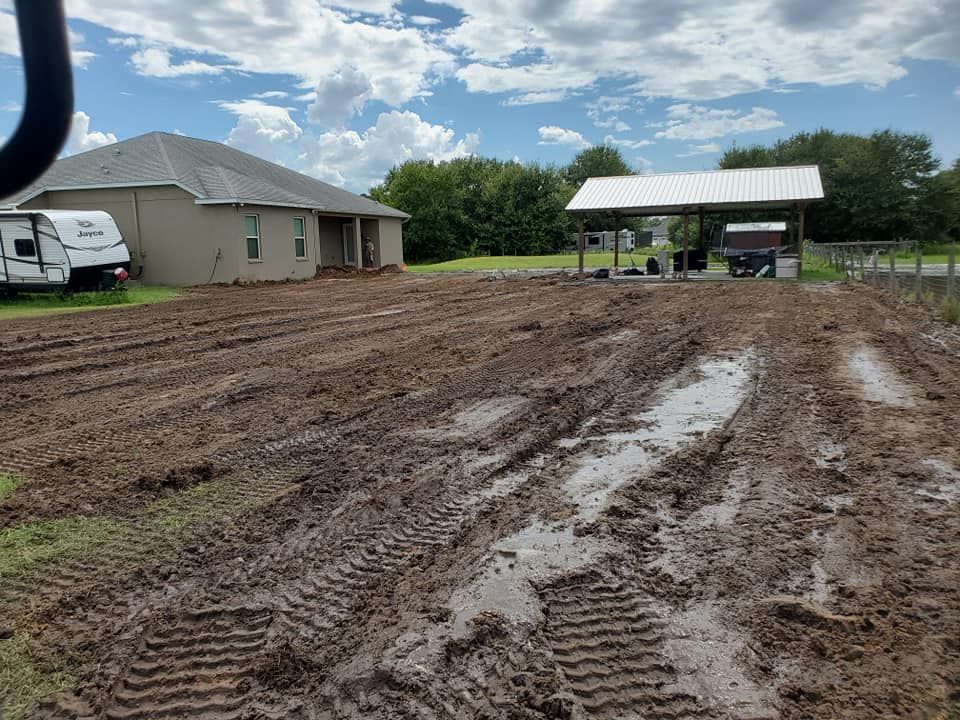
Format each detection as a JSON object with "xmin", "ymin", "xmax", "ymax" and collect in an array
[{"xmin": 1, "ymin": 132, "xmax": 409, "ymax": 285}]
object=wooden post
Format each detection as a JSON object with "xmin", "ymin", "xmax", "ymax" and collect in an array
[
  {"xmin": 613, "ymin": 213, "xmax": 620, "ymax": 273},
  {"xmin": 915, "ymin": 242, "xmax": 923, "ymax": 301},
  {"xmin": 577, "ymin": 216, "xmax": 585, "ymax": 275},
  {"xmin": 858, "ymin": 243, "xmax": 865, "ymax": 282},
  {"xmin": 698, "ymin": 206, "xmax": 705, "ymax": 253},
  {"xmin": 682, "ymin": 210, "xmax": 690, "ymax": 280},
  {"xmin": 872, "ymin": 249, "xmax": 878, "ymax": 285},
  {"xmin": 948, "ymin": 242, "xmax": 956, "ymax": 299},
  {"xmin": 796, "ymin": 205, "xmax": 805, "ymax": 280},
  {"xmin": 889, "ymin": 245, "xmax": 897, "ymax": 293}
]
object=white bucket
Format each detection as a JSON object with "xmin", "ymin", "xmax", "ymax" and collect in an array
[{"xmin": 776, "ymin": 255, "xmax": 799, "ymax": 279}]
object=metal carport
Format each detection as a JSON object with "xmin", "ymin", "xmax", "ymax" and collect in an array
[{"xmin": 565, "ymin": 165, "xmax": 825, "ymax": 279}]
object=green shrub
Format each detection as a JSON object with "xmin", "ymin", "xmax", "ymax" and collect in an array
[{"xmin": 942, "ymin": 297, "xmax": 960, "ymax": 324}]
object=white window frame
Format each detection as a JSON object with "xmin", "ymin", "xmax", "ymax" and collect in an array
[
  {"xmin": 293, "ymin": 216, "xmax": 307, "ymax": 260},
  {"xmin": 245, "ymin": 214, "xmax": 261, "ymax": 262}
]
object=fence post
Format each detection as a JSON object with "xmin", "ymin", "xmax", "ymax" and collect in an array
[
  {"xmin": 872, "ymin": 251, "xmax": 878, "ymax": 286},
  {"xmin": 948, "ymin": 243, "xmax": 956, "ymax": 300},
  {"xmin": 889, "ymin": 247, "xmax": 897, "ymax": 294},
  {"xmin": 858, "ymin": 244, "xmax": 865, "ymax": 282},
  {"xmin": 915, "ymin": 242, "xmax": 923, "ymax": 302}
]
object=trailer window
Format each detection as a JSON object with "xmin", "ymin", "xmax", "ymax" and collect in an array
[
  {"xmin": 14, "ymin": 238, "xmax": 36, "ymax": 257},
  {"xmin": 293, "ymin": 217, "xmax": 306, "ymax": 259},
  {"xmin": 245, "ymin": 214, "xmax": 261, "ymax": 261}
]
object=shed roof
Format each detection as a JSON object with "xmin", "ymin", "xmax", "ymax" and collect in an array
[
  {"xmin": 566, "ymin": 166, "xmax": 823, "ymax": 216},
  {"xmin": 725, "ymin": 222, "xmax": 788, "ymax": 233},
  {"xmin": 4, "ymin": 132, "xmax": 409, "ymax": 220}
]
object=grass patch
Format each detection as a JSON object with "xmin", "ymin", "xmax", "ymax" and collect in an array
[
  {"xmin": 409, "ymin": 251, "xmax": 656, "ymax": 273},
  {"xmin": 0, "ymin": 517, "xmax": 122, "ymax": 579},
  {"xmin": 942, "ymin": 297, "xmax": 960, "ymax": 324},
  {"xmin": 0, "ymin": 286, "xmax": 179, "ymax": 320},
  {"xmin": 0, "ymin": 633, "xmax": 75, "ymax": 720},
  {"xmin": 0, "ymin": 474, "xmax": 22, "ymax": 502},
  {"xmin": 800, "ymin": 253, "xmax": 844, "ymax": 282}
]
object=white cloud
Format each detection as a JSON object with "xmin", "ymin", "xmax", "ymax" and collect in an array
[
  {"xmin": 587, "ymin": 96, "xmax": 635, "ymax": 131},
  {"xmin": 63, "ymin": 1, "xmax": 454, "ymax": 114},
  {"xmin": 502, "ymin": 90, "xmax": 570, "ymax": 106},
  {"xmin": 131, "ymin": 47, "xmax": 225, "ymax": 77},
  {"xmin": 64, "ymin": 111, "xmax": 117, "ymax": 155},
  {"xmin": 603, "ymin": 135, "xmax": 653, "ymax": 149},
  {"xmin": 654, "ymin": 105, "xmax": 784, "ymax": 141},
  {"xmin": 537, "ymin": 126, "xmax": 590, "ymax": 148},
  {"xmin": 955, "ymin": 86, "xmax": 960, "ymax": 97},
  {"xmin": 1, "ymin": 100, "xmax": 21, "ymax": 112},
  {"xmin": 107, "ymin": 36, "xmax": 139, "ymax": 47},
  {"xmin": 409, "ymin": 15, "xmax": 441, "ymax": 26},
  {"xmin": 0, "ymin": 12, "xmax": 95, "ymax": 67},
  {"xmin": 634, "ymin": 156, "xmax": 654, "ymax": 175},
  {"xmin": 219, "ymin": 100, "xmax": 303, "ymax": 157},
  {"xmin": 252, "ymin": 90, "xmax": 290, "ymax": 100},
  {"xmin": 677, "ymin": 142, "xmax": 721, "ymax": 157},
  {"xmin": 306, "ymin": 66, "xmax": 372, "ymax": 128},
  {"xmin": 298, "ymin": 110, "xmax": 479, "ymax": 190},
  {"xmin": 443, "ymin": 0, "xmax": 957, "ymax": 101}
]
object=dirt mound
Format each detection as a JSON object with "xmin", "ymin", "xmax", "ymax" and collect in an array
[{"xmin": 136, "ymin": 462, "xmax": 219, "ymax": 493}]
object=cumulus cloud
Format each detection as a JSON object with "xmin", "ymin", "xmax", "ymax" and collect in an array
[
  {"xmin": 252, "ymin": 90, "xmax": 290, "ymax": 100},
  {"xmin": 537, "ymin": 126, "xmax": 590, "ymax": 148},
  {"xmin": 219, "ymin": 100, "xmax": 303, "ymax": 157},
  {"xmin": 587, "ymin": 96, "xmax": 635, "ymax": 132},
  {"xmin": 63, "ymin": 1, "xmax": 454, "ymax": 112},
  {"xmin": 409, "ymin": 15, "xmax": 441, "ymax": 26},
  {"xmin": 445, "ymin": 0, "xmax": 956, "ymax": 100},
  {"xmin": 64, "ymin": 111, "xmax": 118, "ymax": 155},
  {"xmin": 654, "ymin": 105, "xmax": 784, "ymax": 141},
  {"xmin": 131, "ymin": 47, "xmax": 225, "ymax": 77},
  {"xmin": 307, "ymin": 66, "xmax": 373, "ymax": 128},
  {"xmin": 676, "ymin": 142, "xmax": 722, "ymax": 157},
  {"xmin": 0, "ymin": 13, "xmax": 96, "ymax": 67},
  {"xmin": 298, "ymin": 110, "xmax": 479, "ymax": 191}
]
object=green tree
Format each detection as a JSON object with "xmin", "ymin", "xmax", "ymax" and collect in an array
[
  {"xmin": 718, "ymin": 129, "xmax": 946, "ymax": 246},
  {"xmin": 563, "ymin": 145, "xmax": 632, "ymax": 189}
]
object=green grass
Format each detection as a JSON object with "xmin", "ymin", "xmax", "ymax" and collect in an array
[
  {"xmin": 0, "ymin": 517, "xmax": 123, "ymax": 578},
  {"xmin": 0, "ymin": 633, "xmax": 75, "ymax": 720},
  {"xmin": 942, "ymin": 297, "xmax": 960, "ymax": 325},
  {"xmin": 409, "ymin": 251, "xmax": 657, "ymax": 272},
  {"xmin": 0, "ymin": 286, "xmax": 180, "ymax": 320},
  {"xmin": 800, "ymin": 253, "xmax": 844, "ymax": 282},
  {"xmin": 0, "ymin": 474, "xmax": 22, "ymax": 502}
]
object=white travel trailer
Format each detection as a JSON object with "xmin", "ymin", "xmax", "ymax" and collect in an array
[{"xmin": 0, "ymin": 210, "xmax": 130, "ymax": 291}]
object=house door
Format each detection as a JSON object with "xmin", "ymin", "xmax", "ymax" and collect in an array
[{"xmin": 341, "ymin": 223, "xmax": 356, "ymax": 265}]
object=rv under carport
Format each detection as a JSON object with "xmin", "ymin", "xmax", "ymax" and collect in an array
[{"xmin": 565, "ymin": 165, "xmax": 825, "ymax": 280}]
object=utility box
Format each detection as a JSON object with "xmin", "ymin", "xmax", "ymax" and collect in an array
[{"xmin": 776, "ymin": 255, "xmax": 799, "ymax": 279}]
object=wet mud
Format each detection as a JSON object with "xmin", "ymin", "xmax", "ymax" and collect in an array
[{"xmin": 1, "ymin": 276, "xmax": 958, "ymax": 719}]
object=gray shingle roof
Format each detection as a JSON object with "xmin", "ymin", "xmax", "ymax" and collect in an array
[{"xmin": 6, "ymin": 132, "xmax": 409, "ymax": 219}]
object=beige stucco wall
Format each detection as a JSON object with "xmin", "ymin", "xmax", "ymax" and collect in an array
[
  {"xmin": 378, "ymin": 218, "xmax": 404, "ymax": 266},
  {"xmin": 20, "ymin": 186, "xmax": 405, "ymax": 283}
]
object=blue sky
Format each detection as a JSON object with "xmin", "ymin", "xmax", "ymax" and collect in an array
[{"xmin": 0, "ymin": 0, "xmax": 958, "ymax": 192}]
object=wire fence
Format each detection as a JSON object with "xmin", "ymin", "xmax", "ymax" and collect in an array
[{"xmin": 807, "ymin": 241, "xmax": 959, "ymax": 312}]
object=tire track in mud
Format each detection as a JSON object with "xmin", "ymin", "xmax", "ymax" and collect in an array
[{"xmin": 541, "ymin": 581, "xmax": 706, "ymax": 719}]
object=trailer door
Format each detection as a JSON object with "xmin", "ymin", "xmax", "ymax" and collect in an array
[{"xmin": 0, "ymin": 218, "xmax": 45, "ymax": 284}]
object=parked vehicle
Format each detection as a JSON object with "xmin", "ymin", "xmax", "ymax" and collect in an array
[{"xmin": 0, "ymin": 210, "xmax": 130, "ymax": 291}]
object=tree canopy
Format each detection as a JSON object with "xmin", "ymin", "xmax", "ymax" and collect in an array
[
  {"xmin": 369, "ymin": 145, "xmax": 640, "ymax": 263},
  {"xmin": 719, "ymin": 129, "xmax": 955, "ymax": 246}
]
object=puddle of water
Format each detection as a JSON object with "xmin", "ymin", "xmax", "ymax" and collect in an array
[
  {"xmin": 661, "ymin": 602, "xmax": 778, "ymax": 718},
  {"xmin": 808, "ymin": 559, "xmax": 830, "ymax": 605},
  {"xmin": 421, "ymin": 396, "xmax": 528, "ymax": 439},
  {"xmin": 824, "ymin": 493, "xmax": 853, "ymax": 512},
  {"xmin": 343, "ymin": 308, "xmax": 405, "ymax": 321},
  {"xmin": 564, "ymin": 353, "xmax": 755, "ymax": 522},
  {"xmin": 688, "ymin": 474, "xmax": 750, "ymax": 529},
  {"xmin": 916, "ymin": 459, "xmax": 960, "ymax": 503},
  {"xmin": 847, "ymin": 346, "xmax": 915, "ymax": 407}
]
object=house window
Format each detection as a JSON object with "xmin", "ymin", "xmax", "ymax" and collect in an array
[
  {"xmin": 14, "ymin": 238, "xmax": 36, "ymax": 257},
  {"xmin": 293, "ymin": 217, "xmax": 306, "ymax": 259},
  {"xmin": 587, "ymin": 235, "xmax": 600, "ymax": 246},
  {"xmin": 245, "ymin": 214, "xmax": 261, "ymax": 260}
]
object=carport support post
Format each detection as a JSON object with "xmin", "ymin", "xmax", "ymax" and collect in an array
[
  {"xmin": 796, "ymin": 204, "xmax": 805, "ymax": 280},
  {"xmin": 577, "ymin": 216, "xmax": 585, "ymax": 275},
  {"xmin": 353, "ymin": 217, "xmax": 363, "ymax": 270},
  {"xmin": 613, "ymin": 213, "xmax": 620, "ymax": 272},
  {"xmin": 682, "ymin": 210, "xmax": 690, "ymax": 280}
]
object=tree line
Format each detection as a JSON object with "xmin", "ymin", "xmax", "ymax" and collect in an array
[{"xmin": 370, "ymin": 130, "xmax": 960, "ymax": 263}]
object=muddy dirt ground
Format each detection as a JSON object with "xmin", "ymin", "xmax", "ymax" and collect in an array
[{"xmin": 1, "ymin": 275, "xmax": 958, "ymax": 720}]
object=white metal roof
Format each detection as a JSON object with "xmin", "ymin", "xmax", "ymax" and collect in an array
[
  {"xmin": 566, "ymin": 166, "xmax": 824, "ymax": 215},
  {"xmin": 725, "ymin": 222, "xmax": 788, "ymax": 233}
]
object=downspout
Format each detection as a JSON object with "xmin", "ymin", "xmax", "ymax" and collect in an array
[{"xmin": 131, "ymin": 190, "xmax": 145, "ymax": 278}]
